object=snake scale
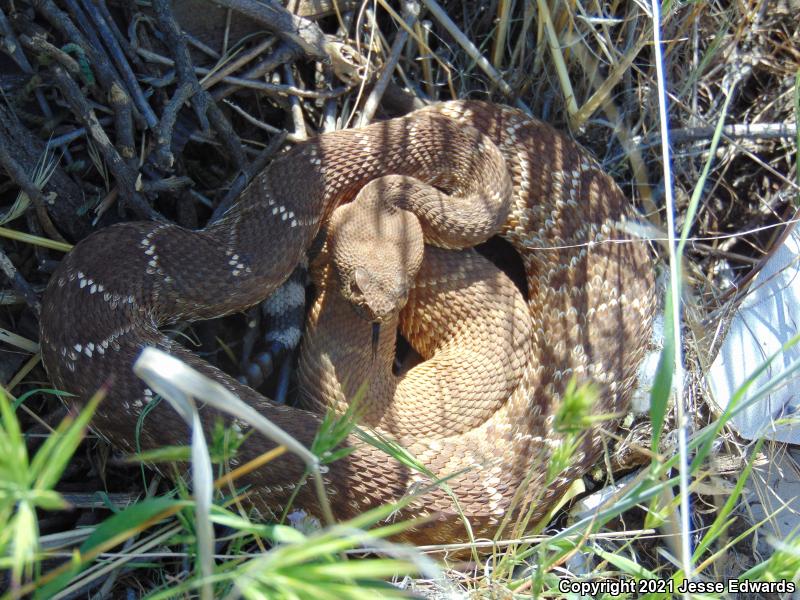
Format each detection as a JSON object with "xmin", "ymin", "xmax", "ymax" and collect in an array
[{"xmin": 40, "ymin": 101, "xmax": 655, "ymax": 544}]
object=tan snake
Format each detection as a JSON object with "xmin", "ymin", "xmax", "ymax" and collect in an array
[{"xmin": 40, "ymin": 101, "xmax": 655, "ymax": 544}]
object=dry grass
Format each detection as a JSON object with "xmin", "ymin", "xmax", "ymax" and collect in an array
[{"xmin": 0, "ymin": 0, "xmax": 799, "ymax": 597}]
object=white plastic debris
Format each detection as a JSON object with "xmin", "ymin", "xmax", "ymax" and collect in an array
[
  {"xmin": 707, "ymin": 225, "xmax": 800, "ymax": 442},
  {"xmin": 744, "ymin": 446, "xmax": 800, "ymax": 551},
  {"xmin": 631, "ymin": 311, "xmax": 666, "ymax": 415}
]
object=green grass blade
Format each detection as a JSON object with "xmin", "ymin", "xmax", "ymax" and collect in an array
[
  {"xmin": 34, "ymin": 497, "xmax": 186, "ymax": 598},
  {"xmin": 31, "ymin": 388, "xmax": 103, "ymax": 491},
  {"xmin": 650, "ymin": 293, "xmax": 674, "ymax": 451}
]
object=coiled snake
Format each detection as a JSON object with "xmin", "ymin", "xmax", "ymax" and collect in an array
[{"xmin": 40, "ymin": 101, "xmax": 655, "ymax": 544}]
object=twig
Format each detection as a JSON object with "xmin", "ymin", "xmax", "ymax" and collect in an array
[
  {"xmin": 188, "ymin": 189, "xmax": 213, "ymax": 209},
  {"xmin": 109, "ymin": 82, "xmax": 135, "ymax": 167},
  {"xmin": 0, "ymin": 9, "xmax": 54, "ymax": 120},
  {"xmin": 491, "ymin": 0, "xmax": 511, "ymax": 70},
  {"xmin": 96, "ymin": 0, "xmax": 145, "ymax": 70},
  {"xmin": 92, "ymin": 186, "xmax": 118, "ymax": 222},
  {"xmin": 568, "ymin": 34, "xmax": 659, "ymax": 224},
  {"xmin": 356, "ymin": 1, "xmax": 419, "ymax": 128},
  {"xmin": 30, "ymin": 0, "xmax": 139, "ymax": 145},
  {"xmin": 198, "ymin": 68, "xmax": 349, "ymax": 98},
  {"xmin": 0, "ymin": 248, "xmax": 40, "ymax": 315},
  {"xmin": 208, "ymin": 0, "xmax": 329, "ymax": 59},
  {"xmin": 18, "ymin": 33, "xmax": 82, "ymax": 76},
  {"xmin": 151, "ymin": 0, "xmax": 208, "ymax": 130},
  {"xmin": 322, "ymin": 85, "xmax": 338, "ymax": 133},
  {"xmin": 60, "ymin": 0, "xmax": 133, "ymax": 98},
  {"xmin": 184, "ymin": 31, "xmax": 221, "ymax": 60},
  {"xmin": 666, "ymin": 122, "xmax": 797, "ymax": 144},
  {"xmin": 286, "ymin": 0, "xmax": 358, "ymax": 18},
  {"xmin": 0, "ymin": 9, "xmax": 33, "ymax": 72},
  {"xmin": 154, "ymin": 82, "xmax": 194, "ymax": 170},
  {"xmin": 420, "ymin": 0, "xmax": 531, "ymax": 114},
  {"xmin": 535, "ymin": 0, "xmax": 578, "ymax": 122},
  {"xmin": 282, "ymin": 65, "xmax": 307, "ymax": 139},
  {"xmin": 137, "ymin": 176, "xmax": 194, "ymax": 193},
  {"xmin": 571, "ymin": 34, "xmax": 650, "ymax": 130},
  {"xmin": 416, "ymin": 20, "xmax": 435, "ymax": 100},
  {"xmin": 223, "ymin": 7, "xmax": 233, "ymax": 55},
  {"xmin": 78, "ymin": 0, "xmax": 158, "ymax": 128},
  {"xmin": 0, "ymin": 139, "xmax": 66, "ymax": 243},
  {"xmin": 48, "ymin": 118, "xmax": 113, "ymax": 148},
  {"xmin": 690, "ymin": 241, "xmax": 760, "ymax": 265},
  {"xmin": 200, "ymin": 35, "xmax": 276, "ymax": 90},
  {"xmin": 212, "ymin": 42, "xmax": 303, "ymax": 101},
  {"xmin": 137, "ymin": 48, "xmax": 348, "ymax": 99},
  {"xmin": 509, "ymin": 0, "xmax": 535, "ymax": 71},
  {"xmin": 48, "ymin": 64, "xmax": 157, "ymax": 220},
  {"xmin": 152, "ymin": 0, "xmax": 246, "ymax": 170},
  {"xmin": 0, "ymin": 102, "xmax": 88, "ymax": 238},
  {"xmin": 32, "ymin": 0, "xmax": 141, "ymax": 167},
  {"xmin": 222, "ymin": 98, "xmax": 303, "ymax": 142},
  {"xmin": 1, "ymin": 289, "xmax": 25, "ymax": 306},
  {"xmin": 0, "ymin": 226, "xmax": 72, "ymax": 252}
]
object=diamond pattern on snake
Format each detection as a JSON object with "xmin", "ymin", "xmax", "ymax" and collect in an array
[{"xmin": 40, "ymin": 101, "xmax": 656, "ymax": 544}]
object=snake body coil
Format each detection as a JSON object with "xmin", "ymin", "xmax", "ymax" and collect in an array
[{"xmin": 40, "ymin": 101, "xmax": 655, "ymax": 544}]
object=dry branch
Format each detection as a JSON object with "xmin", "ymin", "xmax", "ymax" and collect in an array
[
  {"xmin": 0, "ymin": 103, "xmax": 88, "ymax": 239},
  {"xmin": 0, "ymin": 248, "xmax": 40, "ymax": 315},
  {"xmin": 48, "ymin": 64, "xmax": 155, "ymax": 219},
  {"xmin": 209, "ymin": 0, "xmax": 329, "ymax": 59}
]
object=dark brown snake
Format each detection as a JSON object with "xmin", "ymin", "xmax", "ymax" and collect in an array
[{"xmin": 40, "ymin": 101, "xmax": 655, "ymax": 544}]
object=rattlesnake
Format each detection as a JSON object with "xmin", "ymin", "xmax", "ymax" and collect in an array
[
  {"xmin": 40, "ymin": 101, "xmax": 655, "ymax": 544},
  {"xmin": 297, "ymin": 175, "xmax": 533, "ymax": 442}
]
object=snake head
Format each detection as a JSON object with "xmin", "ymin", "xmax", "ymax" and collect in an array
[
  {"xmin": 342, "ymin": 265, "xmax": 411, "ymax": 323},
  {"xmin": 329, "ymin": 185, "xmax": 424, "ymax": 324}
]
